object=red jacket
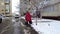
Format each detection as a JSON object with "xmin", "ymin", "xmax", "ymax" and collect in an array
[{"xmin": 25, "ymin": 11, "xmax": 31, "ymax": 22}]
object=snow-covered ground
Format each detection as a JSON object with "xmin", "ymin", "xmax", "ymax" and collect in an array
[
  {"xmin": 21, "ymin": 17, "xmax": 60, "ymax": 34},
  {"xmin": 31, "ymin": 19, "xmax": 60, "ymax": 34}
]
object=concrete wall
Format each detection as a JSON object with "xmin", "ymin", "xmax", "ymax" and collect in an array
[{"xmin": 41, "ymin": 3, "xmax": 60, "ymax": 16}]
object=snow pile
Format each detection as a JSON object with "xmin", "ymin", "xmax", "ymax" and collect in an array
[
  {"xmin": 31, "ymin": 19, "xmax": 60, "ymax": 34},
  {"xmin": 20, "ymin": 17, "xmax": 60, "ymax": 34}
]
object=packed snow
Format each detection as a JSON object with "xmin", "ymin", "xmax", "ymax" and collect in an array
[
  {"xmin": 20, "ymin": 17, "xmax": 60, "ymax": 34},
  {"xmin": 31, "ymin": 19, "xmax": 60, "ymax": 34}
]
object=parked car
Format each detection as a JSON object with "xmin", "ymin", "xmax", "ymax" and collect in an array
[
  {"xmin": 0, "ymin": 14, "xmax": 6, "ymax": 23},
  {"xmin": 0, "ymin": 14, "xmax": 3, "ymax": 23},
  {"xmin": 13, "ymin": 14, "xmax": 20, "ymax": 18}
]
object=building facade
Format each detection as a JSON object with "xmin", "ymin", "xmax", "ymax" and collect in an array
[
  {"xmin": 0, "ymin": 0, "xmax": 12, "ymax": 16},
  {"xmin": 42, "ymin": 0, "xmax": 60, "ymax": 16}
]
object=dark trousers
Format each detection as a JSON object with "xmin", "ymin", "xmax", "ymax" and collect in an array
[
  {"xmin": 0, "ymin": 18, "xmax": 2, "ymax": 23},
  {"xmin": 25, "ymin": 21, "xmax": 32, "ymax": 25}
]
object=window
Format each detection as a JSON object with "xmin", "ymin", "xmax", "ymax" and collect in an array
[
  {"xmin": 45, "ymin": 0, "xmax": 50, "ymax": 1},
  {"xmin": 5, "ymin": 5, "xmax": 10, "ymax": 14},
  {"xmin": 5, "ymin": 0, "xmax": 10, "ymax": 3}
]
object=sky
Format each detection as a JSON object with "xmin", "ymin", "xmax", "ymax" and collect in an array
[{"xmin": 12, "ymin": 0, "xmax": 20, "ymax": 14}]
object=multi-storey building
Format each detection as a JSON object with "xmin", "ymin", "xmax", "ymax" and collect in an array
[{"xmin": 0, "ymin": 0, "xmax": 12, "ymax": 16}]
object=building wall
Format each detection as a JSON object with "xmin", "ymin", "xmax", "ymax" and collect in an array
[
  {"xmin": 5, "ymin": 0, "xmax": 12, "ymax": 16},
  {"xmin": 0, "ymin": 0, "xmax": 5, "ymax": 14},
  {"xmin": 41, "ymin": 3, "xmax": 60, "ymax": 16},
  {"xmin": 0, "ymin": 0, "xmax": 12, "ymax": 16}
]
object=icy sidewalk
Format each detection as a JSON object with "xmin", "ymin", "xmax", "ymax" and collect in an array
[{"xmin": 31, "ymin": 19, "xmax": 60, "ymax": 34}]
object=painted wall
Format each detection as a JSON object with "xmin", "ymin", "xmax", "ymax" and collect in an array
[{"xmin": 41, "ymin": 3, "xmax": 60, "ymax": 16}]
